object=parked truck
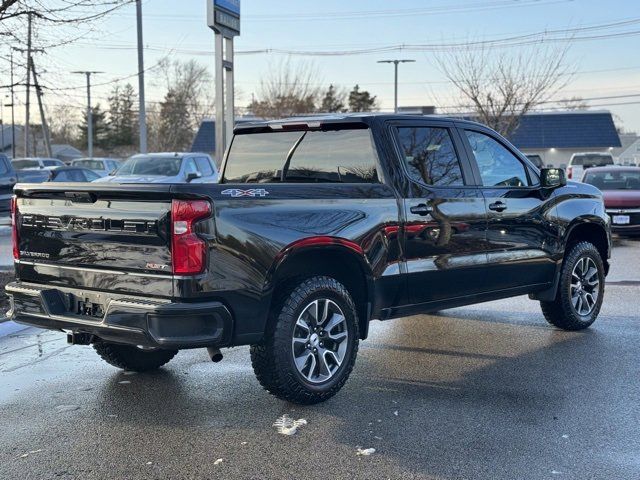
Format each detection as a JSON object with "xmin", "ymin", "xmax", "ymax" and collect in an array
[{"xmin": 6, "ymin": 114, "xmax": 611, "ymax": 404}]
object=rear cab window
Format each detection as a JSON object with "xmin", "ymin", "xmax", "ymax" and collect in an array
[{"xmin": 223, "ymin": 128, "xmax": 379, "ymax": 183}]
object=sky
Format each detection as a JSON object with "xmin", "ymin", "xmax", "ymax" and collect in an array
[{"xmin": 5, "ymin": 0, "xmax": 640, "ymax": 132}]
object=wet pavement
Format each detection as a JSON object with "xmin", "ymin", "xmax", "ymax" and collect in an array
[{"xmin": 0, "ymin": 241, "xmax": 639, "ymax": 479}]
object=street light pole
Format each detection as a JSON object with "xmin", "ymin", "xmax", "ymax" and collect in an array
[
  {"xmin": 72, "ymin": 71, "xmax": 103, "ymax": 158},
  {"xmin": 377, "ymin": 59, "xmax": 416, "ymax": 114},
  {"xmin": 136, "ymin": 0, "xmax": 148, "ymax": 154}
]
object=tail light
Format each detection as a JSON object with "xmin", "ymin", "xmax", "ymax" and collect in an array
[
  {"xmin": 11, "ymin": 196, "xmax": 19, "ymax": 260},
  {"xmin": 567, "ymin": 167, "xmax": 573, "ymax": 179},
  {"xmin": 171, "ymin": 199, "xmax": 211, "ymax": 275}
]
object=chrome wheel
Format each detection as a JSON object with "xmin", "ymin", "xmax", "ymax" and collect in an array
[
  {"xmin": 292, "ymin": 298, "xmax": 349, "ymax": 384},
  {"xmin": 570, "ymin": 257, "xmax": 600, "ymax": 316}
]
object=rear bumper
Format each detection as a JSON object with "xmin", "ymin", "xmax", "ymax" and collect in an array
[{"xmin": 5, "ymin": 282, "xmax": 233, "ymax": 349}]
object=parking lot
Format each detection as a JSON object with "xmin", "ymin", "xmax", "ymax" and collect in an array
[{"xmin": 0, "ymin": 235, "xmax": 638, "ymax": 480}]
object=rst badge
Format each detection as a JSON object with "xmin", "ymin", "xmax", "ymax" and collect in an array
[{"xmin": 221, "ymin": 189, "xmax": 269, "ymax": 198}]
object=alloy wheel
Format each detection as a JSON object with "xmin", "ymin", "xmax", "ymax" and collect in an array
[
  {"xmin": 570, "ymin": 257, "xmax": 600, "ymax": 316},
  {"xmin": 291, "ymin": 298, "xmax": 349, "ymax": 384}
]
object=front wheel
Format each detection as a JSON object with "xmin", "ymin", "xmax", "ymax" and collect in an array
[
  {"xmin": 250, "ymin": 276, "xmax": 360, "ymax": 405},
  {"xmin": 540, "ymin": 241, "xmax": 605, "ymax": 331}
]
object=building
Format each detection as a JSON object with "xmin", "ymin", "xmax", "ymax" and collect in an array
[
  {"xmin": 191, "ymin": 116, "xmax": 263, "ymax": 165},
  {"xmin": 51, "ymin": 144, "xmax": 83, "ymax": 163},
  {"xmin": 611, "ymin": 133, "xmax": 640, "ymax": 166},
  {"xmin": 509, "ymin": 110, "xmax": 621, "ymax": 168},
  {"xmin": 0, "ymin": 125, "xmax": 21, "ymax": 157}
]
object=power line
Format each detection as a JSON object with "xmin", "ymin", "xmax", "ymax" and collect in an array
[{"xmin": 112, "ymin": 0, "xmax": 573, "ymax": 22}]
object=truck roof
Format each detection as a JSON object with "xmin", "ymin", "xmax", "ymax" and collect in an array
[{"xmin": 233, "ymin": 113, "xmax": 484, "ymax": 133}]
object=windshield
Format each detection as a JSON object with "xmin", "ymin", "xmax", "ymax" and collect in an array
[
  {"xmin": 583, "ymin": 170, "xmax": 640, "ymax": 190},
  {"xmin": 571, "ymin": 155, "xmax": 614, "ymax": 167},
  {"xmin": 12, "ymin": 159, "xmax": 40, "ymax": 169},
  {"xmin": 116, "ymin": 156, "xmax": 182, "ymax": 176},
  {"xmin": 74, "ymin": 160, "xmax": 105, "ymax": 169},
  {"xmin": 43, "ymin": 159, "xmax": 64, "ymax": 167}
]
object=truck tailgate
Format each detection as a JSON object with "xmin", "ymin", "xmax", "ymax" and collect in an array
[{"xmin": 14, "ymin": 184, "xmax": 176, "ymax": 297}]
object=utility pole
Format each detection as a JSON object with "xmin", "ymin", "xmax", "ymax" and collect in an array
[
  {"xmin": 24, "ymin": 12, "xmax": 33, "ymax": 156},
  {"xmin": 1, "ymin": 100, "xmax": 4, "ymax": 154},
  {"xmin": 377, "ymin": 59, "xmax": 416, "ymax": 113},
  {"xmin": 72, "ymin": 71, "xmax": 103, "ymax": 157},
  {"xmin": 136, "ymin": 0, "xmax": 147, "ymax": 153},
  {"xmin": 31, "ymin": 62, "xmax": 52, "ymax": 157},
  {"xmin": 9, "ymin": 50, "xmax": 16, "ymax": 158}
]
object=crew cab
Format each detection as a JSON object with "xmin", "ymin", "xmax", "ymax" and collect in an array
[{"xmin": 6, "ymin": 114, "xmax": 611, "ymax": 405}]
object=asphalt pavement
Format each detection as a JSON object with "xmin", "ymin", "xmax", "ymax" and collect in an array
[{"xmin": 0, "ymin": 239, "xmax": 639, "ymax": 480}]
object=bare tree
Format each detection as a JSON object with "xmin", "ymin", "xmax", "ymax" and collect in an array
[
  {"xmin": 147, "ymin": 59, "xmax": 212, "ymax": 152},
  {"xmin": 557, "ymin": 96, "xmax": 589, "ymax": 111},
  {"xmin": 48, "ymin": 104, "xmax": 79, "ymax": 145},
  {"xmin": 435, "ymin": 44, "xmax": 573, "ymax": 138},
  {"xmin": 1, "ymin": 1, "xmax": 134, "ymax": 44},
  {"xmin": 248, "ymin": 59, "xmax": 321, "ymax": 119}
]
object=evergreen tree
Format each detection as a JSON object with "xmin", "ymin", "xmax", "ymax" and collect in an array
[
  {"xmin": 320, "ymin": 84, "xmax": 346, "ymax": 113},
  {"xmin": 157, "ymin": 89, "xmax": 193, "ymax": 151},
  {"xmin": 108, "ymin": 83, "xmax": 136, "ymax": 147},
  {"xmin": 78, "ymin": 104, "xmax": 109, "ymax": 152},
  {"xmin": 348, "ymin": 85, "xmax": 378, "ymax": 112}
]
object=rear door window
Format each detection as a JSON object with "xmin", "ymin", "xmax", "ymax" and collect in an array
[
  {"xmin": 396, "ymin": 126, "xmax": 465, "ymax": 187},
  {"xmin": 224, "ymin": 129, "xmax": 378, "ymax": 183}
]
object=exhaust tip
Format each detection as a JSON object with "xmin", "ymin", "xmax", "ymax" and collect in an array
[{"xmin": 206, "ymin": 347, "xmax": 223, "ymax": 363}]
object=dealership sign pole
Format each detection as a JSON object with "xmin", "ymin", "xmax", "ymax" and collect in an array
[{"xmin": 207, "ymin": 0, "xmax": 240, "ymax": 165}]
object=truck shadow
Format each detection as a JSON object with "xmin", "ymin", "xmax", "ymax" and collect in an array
[{"xmin": 91, "ymin": 310, "xmax": 635, "ymax": 479}]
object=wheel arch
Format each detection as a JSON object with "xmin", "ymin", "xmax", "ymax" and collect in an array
[
  {"xmin": 530, "ymin": 217, "xmax": 610, "ymax": 302},
  {"xmin": 563, "ymin": 218, "xmax": 611, "ymax": 275},
  {"xmin": 266, "ymin": 237, "xmax": 375, "ymax": 340}
]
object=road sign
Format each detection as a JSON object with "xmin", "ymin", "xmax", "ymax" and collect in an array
[{"xmin": 207, "ymin": 0, "xmax": 240, "ymax": 37}]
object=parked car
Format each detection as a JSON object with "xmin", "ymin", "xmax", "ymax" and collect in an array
[
  {"xmin": 12, "ymin": 157, "xmax": 65, "ymax": 170},
  {"xmin": 70, "ymin": 158, "xmax": 121, "ymax": 177},
  {"xmin": 7, "ymin": 114, "xmax": 611, "ymax": 405},
  {"xmin": 582, "ymin": 166, "xmax": 640, "ymax": 235},
  {"xmin": 0, "ymin": 155, "xmax": 50, "ymax": 210},
  {"xmin": 94, "ymin": 153, "xmax": 218, "ymax": 184},
  {"xmin": 525, "ymin": 154, "xmax": 544, "ymax": 169},
  {"xmin": 48, "ymin": 167, "xmax": 102, "ymax": 183},
  {"xmin": 567, "ymin": 152, "xmax": 614, "ymax": 180}
]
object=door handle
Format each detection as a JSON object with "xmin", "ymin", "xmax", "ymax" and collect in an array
[
  {"xmin": 489, "ymin": 201, "xmax": 507, "ymax": 212},
  {"xmin": 410, "ymin": 204, "xmax": 433, "ymax": 216}
]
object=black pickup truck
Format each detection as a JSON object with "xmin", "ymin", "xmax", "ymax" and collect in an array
[{"xmin": 6, "ymin": 114, "xmax": 611, "ymax": 404}]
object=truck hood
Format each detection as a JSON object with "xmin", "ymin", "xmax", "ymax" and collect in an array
[
  {"xmin": 95, "ymin": 175, "xmax": 178, "ymax": 184},
  {"xmin": 602, "ymin": 190, "xmax": 640, "ymax": 208}
]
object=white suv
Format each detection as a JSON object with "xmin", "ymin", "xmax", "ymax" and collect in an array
[{"xmin": 567, "ymin": 152, "xmax": 614, "ymax": 181}]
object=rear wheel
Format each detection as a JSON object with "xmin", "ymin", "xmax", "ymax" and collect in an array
[
  {"xmin": 540, "ymin": 241, "xmax": 605, "ymax": 331},
  {"xmin": 93, "ymin": 342, "xmax": 178, "ymax": 372},
  {"xmin": 250, "ymin": 276, "xmax": 359, "ymax": 404}
]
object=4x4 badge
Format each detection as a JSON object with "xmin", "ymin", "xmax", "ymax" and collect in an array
[{"xmin": 221, "ymin": 189, "xmax": 269, "ymax": 198}]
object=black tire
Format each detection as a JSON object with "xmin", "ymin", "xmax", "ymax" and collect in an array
[
  {"xmin": 250, "ymin": 276, "xmax": 360, "ymax": 405},
  {"xmin": 93, "ymin": 342, "xmax": 178, "ymax": 372},
  {"xmin": 541, "ymin": 241, "xmax": 605, "ymax": 331}
]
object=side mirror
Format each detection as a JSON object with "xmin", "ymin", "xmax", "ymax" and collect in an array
[
  {"xmin": 540, "ymin": 168, "xmax": 566, "ymax": 189},
  {"xmin": 186, "ymin": 171, "xmax": 202, "ymax": 183}
]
